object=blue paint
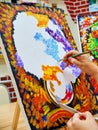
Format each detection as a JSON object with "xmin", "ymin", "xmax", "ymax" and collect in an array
[
  {"xmin": 34, "ymin": 32, "xmax": 60, "ymax": 61},
  {"xmin": 45, "ymin": 27, "xmax": 72, "ymax": 51},
  {"xmin": 69, "ymin": 65, "xmax": 81, "ymax": 77}
]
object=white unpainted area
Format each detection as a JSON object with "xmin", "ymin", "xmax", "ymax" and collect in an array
[{"xmin": 0, "ymin": 0, "xmax": 81, "ymax": 77}]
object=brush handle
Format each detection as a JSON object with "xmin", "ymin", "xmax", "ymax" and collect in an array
[
  {"xmin": 71, "ymin": 48, "xmax": 98, "ymax": 58},
  {"xmin": 58, "ymin": 48, "xmax": 98, "ymax": 62},
  {"xmin": 58, "ymin": 103, "xmax": 98, "ymax": 121},
  {"xmin": 58, "ymin": 103, "xmax": 78, "ymax": 114},
  {"xmin": 71, "ymin": 50, "xmax": 91, "ymax": 58}
]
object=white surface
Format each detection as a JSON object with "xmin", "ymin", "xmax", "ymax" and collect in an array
[
  {"xmin": 0, "ymin": 0, "xmax": 80, "ymax": 77},
  {"xmin": 0, "ymin": 84, "xmax": 10, "ymax": 105}
]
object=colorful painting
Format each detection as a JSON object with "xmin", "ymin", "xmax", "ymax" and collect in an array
[
  {"xmin": 77, "ymin": 14, "xmax": 98, "ymax": 110},
  {"xmin": 0, "ymin": 2, "xmax": 98, "ymax": 130},
  {"xmin": 89, "ymin": 0, "xmax": 98, "ymax": 12}
]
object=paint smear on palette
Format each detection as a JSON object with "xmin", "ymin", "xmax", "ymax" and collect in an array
[{"xmin": 0, "ymin": 3, "xmax": 82, "ymax": 130}]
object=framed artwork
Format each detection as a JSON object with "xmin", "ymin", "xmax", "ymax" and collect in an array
[{"xmin": 0, "ymin": 2, "xmax": 98, "ymax": 130}]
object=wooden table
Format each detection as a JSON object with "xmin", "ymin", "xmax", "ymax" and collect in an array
[{"xmin": 0, "ymin": 102, "xmax": 26, "ymax": 130}]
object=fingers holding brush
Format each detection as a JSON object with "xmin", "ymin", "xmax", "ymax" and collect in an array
[
  {"xmin": 63, "ymin": 50, "xmax": 89, "ymax": 67},
  {"xmin": 63, "ymin": 50, "xmax": 79, "ymax": 66},
  {"xmin": 60, "ymin": 47, "xmax": 98, "ymax": 66},
  {"xmin": 63, "ymin": 49, "xmax": 98, "ymax": 82}
]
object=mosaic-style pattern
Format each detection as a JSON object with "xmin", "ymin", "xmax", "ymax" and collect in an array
[
  {"xmin": 0, "ymin": 3, "xmax": 98, "ymax": 130},
  {"xmin": 77, "ymin": 14, "xmax": 98, "ymax": 112}
]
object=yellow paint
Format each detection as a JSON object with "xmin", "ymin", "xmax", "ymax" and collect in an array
[
  {"xmin": 26, "ymin": 12, "xmax": 49, "ymax": 27},
  {"xmin": 42, "ymin": 65, "xmax": 63, "ymax": 85}
]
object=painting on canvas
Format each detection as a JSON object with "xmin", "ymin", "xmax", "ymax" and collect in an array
[
  {"xmin": 77, "ymin": 13, "xmax": 98, "ymax": 113},
  {"xmin": 0, "ymin": 2, "xmax": 98, "ymax": 130}
]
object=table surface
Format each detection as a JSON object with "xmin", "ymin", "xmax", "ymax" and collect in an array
[
  {"xmin": 0, "ymin": 102, "xmax": 26, "ymax": 130},
  {"xmin": 0, "ymin": 102, "xmax": 98, "ymax": 130}
]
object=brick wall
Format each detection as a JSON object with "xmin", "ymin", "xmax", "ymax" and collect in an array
[
  {"xmin": 0, "ymin": 75, "xmax": 17, "ymax": 102},
  {"xmin": 64, "ymin": 0, "xmax": 89, "ymax": 22}
]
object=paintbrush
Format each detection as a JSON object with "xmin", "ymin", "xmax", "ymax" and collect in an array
[
  {"xmin": 58, "ymin": 103, "xmax": 98, "ymax": 121},
  {"xmin": 58, "ymin": 48, "xmax": 98, "ymax": 62},
  {"xmin": 58, "ymin": 103, "xmax": 78, "ymax": 114}
]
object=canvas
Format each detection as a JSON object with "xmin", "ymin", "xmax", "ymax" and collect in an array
[
  {"xmin": 0, "ymin": 2, "xmax": 98, "ymax": 130},
  {"xmin": 77, "ymin": 13, "xmax": 98, "ymax": 112}
]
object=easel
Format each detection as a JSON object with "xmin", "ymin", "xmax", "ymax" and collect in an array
[{"xmin": 12, "ymin": 101, "xmax": 20, "ymax": 130}]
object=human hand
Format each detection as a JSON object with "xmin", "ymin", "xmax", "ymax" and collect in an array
[
  {"xmin": 64, "ymin": 50, "xmax": 91, "ymax": 72},
  {"xmin": 64, "ymin": 50, "xmax": 98, "ymax": 82},
  {"xmin": 67, "ymin": 111, "xmax": 98, "ymax": 130}
]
